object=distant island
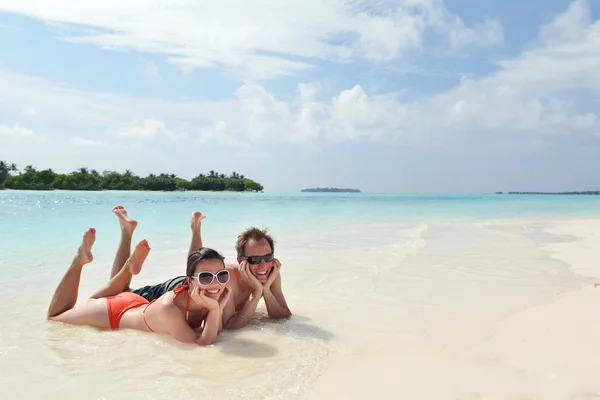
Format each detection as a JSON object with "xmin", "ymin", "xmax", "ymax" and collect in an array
[
  {"xmin": 0, "ymin": 161, "xmax": 264, "ymax": 192},
  {"xmin": 495, "ymin": 191, "xmax": 600, "ymax": 195},
  {"xmin": 301, "ymin": 187, "xmax": 361, "ymax": 193}
]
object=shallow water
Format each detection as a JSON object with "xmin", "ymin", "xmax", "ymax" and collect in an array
[{"xmin": 1, "ymin": 191, "xmax": 599, "ymax": 399}]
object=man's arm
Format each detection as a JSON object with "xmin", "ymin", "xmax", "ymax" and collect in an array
[
  {"xmin": 263, "ymin": 260, "xmax": 291, "ymax": 319},
  {"xmin": 224, "ymin": 287, "xmax": 263, "ymax": 329},
  {"xmin": 223, "ymin": 262, "xmax": 265, "ymax": 330}
]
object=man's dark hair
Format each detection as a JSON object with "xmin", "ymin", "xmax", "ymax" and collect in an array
[{"xmin": 235, "ymin": 227, "xmax": 275, "ymax": 257}]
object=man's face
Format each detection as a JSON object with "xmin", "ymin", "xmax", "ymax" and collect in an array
[{"xmin": 239, "ymin": 238, "xmax": 274, "ymax": 284}]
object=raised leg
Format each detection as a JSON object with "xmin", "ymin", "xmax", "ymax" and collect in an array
[
  {"xmin": 109, "ymin": 205, "xmax": 138, "ymax": 290},
  {"xmin": 47, "ymin": 228, "xmax": 96, "ymax": 319},
  {"xmin": 90, "ymin": 239, "xmax": 151, "ymax": 299},
  {"xmin": 188, "ymin": 211, "xmax": 205, "ymax": 257}
]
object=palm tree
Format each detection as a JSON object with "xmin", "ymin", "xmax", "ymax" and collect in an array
[
  {"xmin": 10, "ymin": 163, "xmax": 19, "ymax": 175},
  {"xmin": 24, "ymin": 165, "xmax": 36, "ymax": 173},
  {"xmin": 78, "ymin": 167, "xmax": 89, "ymax": 174}
]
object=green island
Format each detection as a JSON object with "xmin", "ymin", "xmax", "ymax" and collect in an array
[
  {"xmin": 301, "ymin": 187, "xmax": 361, "ymax": 193},
  {"xmin": 0, "ymin": 161, "xmax": 264, "ymax": 192}
]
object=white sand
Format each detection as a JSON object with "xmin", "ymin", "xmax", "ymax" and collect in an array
[
  {"xmin": 307, "ymin": 218, "xmax": 600, "ymax": 400},
  {"xmin": 2, "ymin": 218, "xmax": 600, "ymax": 399}
]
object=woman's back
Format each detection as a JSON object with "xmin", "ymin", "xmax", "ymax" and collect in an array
[{"xmin": 120, "ymin": 286, "xmax": 209, "ymax": 343}]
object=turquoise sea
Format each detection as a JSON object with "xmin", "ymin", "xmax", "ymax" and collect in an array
[
  {"xmin": 2, "ymin": 190, "xmax": 599, "ymax": 257},
  {"xmin": 1, "ymin": 190, "xmax": 600, "ymax": 399}
]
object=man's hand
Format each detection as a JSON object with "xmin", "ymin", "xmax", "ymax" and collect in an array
[
  {"xmin": 261, "ymin": 258, "xmax": 291, "ymax": 319},
  {"xmin": 239, "ymin": 261, "xmax": 264, "ymax": 294},
  {"xmin": 189, "ymin": 286, "xmax": 219, "ymax": 311},
  {"xmin": 264, "ymin": 258, "xmax": 281, "ymax": 290}
]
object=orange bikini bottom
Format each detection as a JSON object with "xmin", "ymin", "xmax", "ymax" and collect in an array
[{"xmin": 105, "ymin": 292, "xmax": 149, "ymax": 330}]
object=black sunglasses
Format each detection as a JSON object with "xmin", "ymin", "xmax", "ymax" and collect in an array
[{"xmin": 245, "ymin": 253, "xmax": 274, "ymax": 265}]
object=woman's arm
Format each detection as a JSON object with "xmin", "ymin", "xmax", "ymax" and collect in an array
[{"xmin": 196, "ymin": 307, "xmax": 220, "ymax": 346}]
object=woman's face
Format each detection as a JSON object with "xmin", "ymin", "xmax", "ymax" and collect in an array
[{"xmin": 190, "ymin": 259, "xmax": 229, "ymax": 300}]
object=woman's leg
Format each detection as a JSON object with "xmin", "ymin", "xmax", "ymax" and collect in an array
[
  {"xmin": 90, "ymin": 239, "xmax": 151, "ymax": 299},
  {"xmin": 108, "ymin": 205, "xmax": 138, "ymax": 286},
  {"xmin": 188, "ymin": 211, "xmax": 205, "ymax": 257},
  {"xmin": 48, "ymin": 298, "xmax": 111, "ymax": 330},
  {"xmin": 47, "ymin": 228, "xmax": 96, "ymax": 319}
]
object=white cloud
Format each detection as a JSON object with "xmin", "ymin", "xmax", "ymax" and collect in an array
[
  {"xmin": 494, "ymin": 0, "xmax": 600, "ymax": 93},
  {"xmin": 540, "ymin": 0, "xmax": 591, "ymax": 44},
  {"xmin": 0, "ymin": 1, "xmax": 597, "ymax": 149},
  {"xmin": 70, "ymin": 137, "xmax": 104, "ymax": 146},
  {"xmin": 21, "ymin": 107, "xmax": 40, "ymax": 117},
  {"xmin": 0, "ymin": 0, "xmax": 502, "ymax": 80},
  {"xmin": 198, "ymin": 120, "xmax": 249, "ymax": 148},
  {"xmin": 142, "ymin": 60, "xmax": 161, "ymax": 82},
  {"xmin": 0, "ymin": 123, "xmax": 37, "ymax": 137},
  {"xmin": 114, "ymin": 118, "xmax": 188, "ymax": 140}
]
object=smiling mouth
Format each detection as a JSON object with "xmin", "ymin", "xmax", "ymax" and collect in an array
[
  {"xmin": 205, "ymin": 289, "xmax": 220, "ymax": 294},
  {"xmin": 256, "ymin": 271, "xmax": 268, "ymax": 276}
]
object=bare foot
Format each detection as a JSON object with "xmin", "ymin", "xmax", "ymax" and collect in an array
[
  {"xmin": 77, "ymin": 228, "xmax": 96, "ymax": 264},
  {"xmin": 126, "ymin": 239, "xmax": 151, "ymax": 275},
  {"xmin": 112, "ymin": 205, "xmax": 138, "ymax": 234},
  {"xmin": 190, "ymin": 211, "xmax": 206, "ymax": 232}
]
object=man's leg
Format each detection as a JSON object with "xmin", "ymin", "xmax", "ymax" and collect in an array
[
  {"xmin": 90, "ymin": 239, "xmax": 151, "ymax": 299},
  {"xmin": 47, "ymin": 228, "xmax": 96, "ymax": 318},
  {"xmin": 123, "ymin": 211, "xmax": 200, "ymax": 301},
  {"xmin": 109, "ymin": 206, "xmax": 138, "ymax": 292},
  {"xmin": 116, "ymin": 211, "xmax": 196, "ymax": 302},
  {"xmin": 188, "ymin": 211, "xmax": 205, "ymax": 257}
]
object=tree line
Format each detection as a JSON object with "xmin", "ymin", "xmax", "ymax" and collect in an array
[{"xmin": 0, "ymin": 161, "xmax": 264, "ymax": 192}]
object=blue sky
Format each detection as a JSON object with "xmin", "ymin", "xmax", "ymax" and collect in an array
[{"xmin": 0, "ymin": 0, "xmax": 599, "ymax": 193}]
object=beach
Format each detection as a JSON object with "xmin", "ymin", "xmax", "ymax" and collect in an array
[
  {"xmin": 1, "ymin": 191, "xmax": 600, "ymax": 399},
  {"xmin": 307, "ymin": 218, "xmax": 600, "ymax": 400}
]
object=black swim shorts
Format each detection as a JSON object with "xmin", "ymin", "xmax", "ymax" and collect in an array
[{"xmin": 131, "ymin": 276, "xmax": 187, "ymax": 302}]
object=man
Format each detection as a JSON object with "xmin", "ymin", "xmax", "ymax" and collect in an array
[{"xmin": 109, "ymin": 205, "xmax": 291, "ymax": 330}]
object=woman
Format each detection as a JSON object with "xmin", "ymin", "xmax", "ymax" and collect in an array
[{"xmin": 46, "ymin": 228, "xmax": 231, "ymax": 346}]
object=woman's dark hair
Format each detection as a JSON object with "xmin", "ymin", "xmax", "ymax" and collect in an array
[{"xmin": 186, "ymin": 247, "xmax": 225, "ymax": 277}]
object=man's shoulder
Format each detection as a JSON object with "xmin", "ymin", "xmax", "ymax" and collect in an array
[
  {"xmin": 225, "ymin": 262, "xmax": 240, "ymax": 271},
  {"xmin": 225, "ymin": 262, "xmax": 241, "ymax": 279}
]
